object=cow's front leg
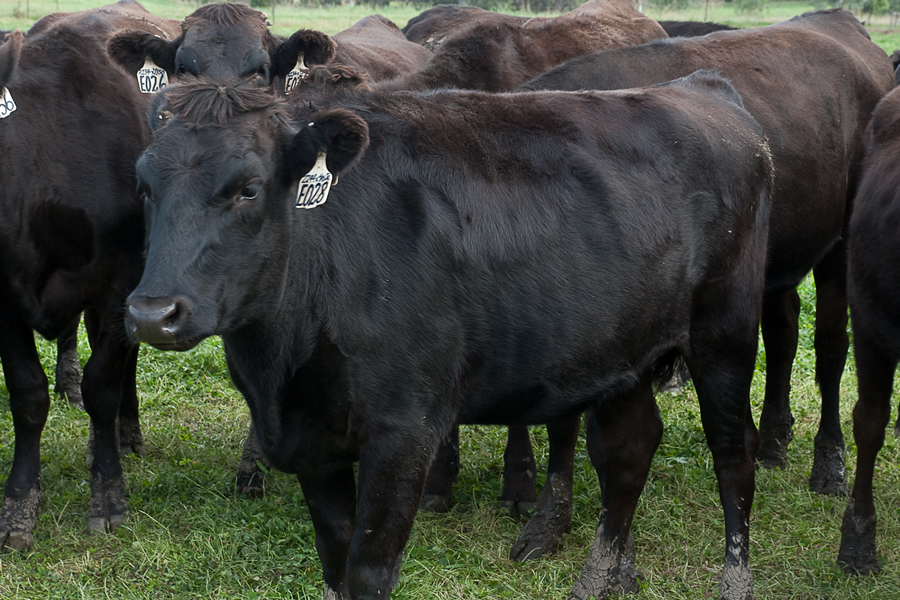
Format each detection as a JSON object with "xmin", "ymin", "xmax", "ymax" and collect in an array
[
  {"xmin": 297, "ymin": 465, "xmax": 357, "ymax": 599},
  {"xmin": 348, "ymin": 431, "xmax": 433, "ymax": 599},
  {"xmin": 0, "ymin": 309, "xmax": 50, "ymax": 551},
  {"xmin": 569, "ymin": 374, "xmax": 662, "ymax": 600}
]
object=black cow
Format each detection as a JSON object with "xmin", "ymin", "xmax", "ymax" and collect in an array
[
  {"xmin": 125, "ymin": 71, "xmax": 772, "ymax": 600},
  {"xmin": 383, "ymin": 0, "xmax": 667, "ymax": 92},
  {"xmin": 838, "ymin": 84, "xmax": 900, "ymax": 575},
  {"xmin": 107, "ymin": 2, "xmax": 337, "ymax": 91},
  {"xmin": 0, "ymin": 0, "xmax": 181, "ymax": 549},
  {"xmin": 522, "ymin": 8, "xmax": 894, "ymax": 498},
  {"xmin": 657, "ymin": 20, "xmax": 738, "ymax": 37}
]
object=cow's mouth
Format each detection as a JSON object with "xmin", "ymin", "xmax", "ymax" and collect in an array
[{"xmin": 146, "ymin": 337, "xmax": 204, "ymax": 352}]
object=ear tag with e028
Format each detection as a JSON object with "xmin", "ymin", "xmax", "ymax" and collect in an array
[
  {"xmin": 284, "ymin": 53, "xmax": 308, "ymax": 95},
  {"xmin": 137, "ymin": 56, "xmax": 169, "ymax": 94},
  {"xmin": 296, "ymin": 150, "xmax": 333, "ymax": 209}
]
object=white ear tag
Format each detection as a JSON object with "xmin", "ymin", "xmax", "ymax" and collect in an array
[
  {"xmin": 137, "ymin": 56, "xmax": 169, "ymax": 94},
  {"xmin": 0, "ymin": 87, "xmax": 16, "ymax": 119},
  {"xmin": 284, "ymin": 53, "xmax": 308, "ymax": 95},
  {"xmin": 295, "ymin": 151, "xmax": 333, "ymax": 209}
]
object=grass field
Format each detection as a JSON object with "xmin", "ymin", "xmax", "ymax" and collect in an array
[{"xmin": 2, "ymin": 1, "xmax": 900, "ymax": 599}]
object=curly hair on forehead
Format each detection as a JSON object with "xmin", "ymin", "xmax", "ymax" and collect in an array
[
  {"xmin": 162, "ymin": 77, "xmax": 280, "ymax": 125},
  {"xmin": 183, "ymin": 2, "xmax": 268, "ymax": 30}
]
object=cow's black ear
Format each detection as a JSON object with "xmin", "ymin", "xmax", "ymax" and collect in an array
[
  {"xmin": 270, "ymin": 30, "xmax": 337, "ymax": 78},
  {"xmin": 0, "ymin": 29, "xmax": 24, "ymax": 90},
  {"xmin": 108, "ymin": 31, "xmax": 180, "ymax": 76},
  {"xmin": 287, "ymin": 109, "xmax": 369, "ymax": 179}
]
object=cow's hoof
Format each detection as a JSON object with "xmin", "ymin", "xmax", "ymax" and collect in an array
[
  {"xmin": 499, "ymin": 499, "xmax": 536, "ymax": 520},
  {"xmin": 119, "ymin": 419, "xmax": 146, "ymax": 458},
  {"xmin": 757, "ymin": 413, "xmax": 793, "ymax": 470},
  {"xmin": 0, "ymin": 487, "xmax": 41, "ymax": 552},
  {"xmin": 838, "ymin": 503, "xmax": 879, "ymax": 575},
  {"xmin": 569, "ymin": 528, "xmax": 637, "ymax": 600},
  {"xmin": 89, "ymin": 474, "xmax": 127, "ymax": 534},
  {"xmin": 55, "ymin": 353, "xmax": 84, "ymax": 410},
  {"xmin": 894, "ymin": 424, "xmax": 900, "ymax": 440},
  {"xmin": 419, "ymin": 494, "xmax": 451, "ymax": 513},
  {"xmin": 809, "ymin": 434, "xmax": 846, "ymax": 496},
  {"xmin": 719, "ymin": 557, "xmax": 753, "ymax": 600},
  {"xmin": 233, "ymin": 469, "xmax": 266, "ymax": 499},
  {"xmin": 87, "ymin": 513, "xmax": 127, "ymax": 535},
  {"xmin": 0, "ymin": 529, "xmax": 35, "ymax": 552},
  {"xmin": 510, "ymin": 473, "xmax": 572, "ymax": 561}
]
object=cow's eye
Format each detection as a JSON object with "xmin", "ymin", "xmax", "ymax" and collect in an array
[{"xmin": 239, "ymin": 184, "xmax": 260, "ymax": 202}]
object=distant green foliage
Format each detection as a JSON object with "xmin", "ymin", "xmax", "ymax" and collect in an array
[
  {"xmin": 652, "ymin": 0, "xmax": 700, "ymax": 11},
  {"xmin": 734, "ymin": 0, "xmax": 771, "ymax": 14},
  {"xmin": 810, "ymin": 0, "xmax": 892, "ymax": 14}
]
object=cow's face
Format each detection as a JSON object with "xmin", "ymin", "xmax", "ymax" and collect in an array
[
  {"xmin": 108, "ymin": 3, "xmax": 336, "ymax": 89},
  {"xmin": 125, "ymin": 80, "xmax": 367, "ymax": 350}
]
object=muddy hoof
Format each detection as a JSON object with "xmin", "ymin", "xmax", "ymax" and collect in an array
[
  {"xmin": 838, "ymin": 502, "xmax": 879, "ymax": 575},
  {"xmin": 755, "ymin": 438, "xmax": 789, "ymax": 470},
  {"xmin": 510, "ymin": 473, "xmax": 572, "ymax": 562},
  {"xmin": 809, "ymin": 434, "xmax": 846, "ymax": 496},
  {"xmin": 569, "ymin": 529, "xmax": 638, "ymax": 599},
  {"xmin": 420, "ymin": 494, "xmax": 451, "ymax": 513},
  {"xmin": 757, "ymin": 412, "xmax": 793, "ymax": 470}
]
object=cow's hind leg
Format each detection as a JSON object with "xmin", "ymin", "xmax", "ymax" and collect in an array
[
  {"xmin": 510, "ymin": 416, "xmax": 580, "ymax": 561},
  {"xmin": 838, "ymin": 331, "xmax": 894, "ymax": 575},
  {"xmin": 420, "ymin": 425, "xmax": 459, "ymax": 513},
  {"xmin": 81, "ymin": 305, "xmax": 135, "ymax": 534},
  {"xmin": 569, "ymin": 375, "xmax": 661, "ymax": 600},
  {"xmin": 499, "ymin": 425, "xmax": 538, "ymax": 518},
  {"xmin": 233, "ymin": 425, "xmax": 270, "ymax": 498},
  {"xmin": 757, "ymin": 287, "xmax": 800, "ymax": 469},
  {"xmin": 54, "ymin": 318, "xmax": 83, "ymax": 409},
  {"xmin": 0, "ymin": 305, "xmax": 50, "ymax": 551},
  {"xmin": 690, "ymin": 335, "xmax": 759, "ymax": 600},
  {"xmin": 809, "ymin": 245, "xmax": 849, "ymax": 495}
]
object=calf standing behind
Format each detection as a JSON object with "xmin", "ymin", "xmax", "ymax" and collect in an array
[
  {"xmin": 125, "ymin": 71, "xmax": 772, "ymax": 600},
  {"xmin": 838, "ymin": 85, "xmax": 900, "ymax": 575}
]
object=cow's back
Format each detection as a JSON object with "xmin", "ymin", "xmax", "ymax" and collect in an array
[
  {"xmin": 334, "ymin": 15, "xmax": 432, "ymax": 81},
  {"xmin": 523, "ymin": 9, "xmax": 893, "ymax": 290},
  {"xmin": 387, "ymin": 0, "xmax": 667, "ymax": 92}
]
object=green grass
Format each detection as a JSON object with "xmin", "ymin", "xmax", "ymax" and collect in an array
[{"xmin": 2, "ymin": 1, "xmax": 900, "ymax": 598}]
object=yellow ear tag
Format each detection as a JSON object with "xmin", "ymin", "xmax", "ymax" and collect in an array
[
  {"xmin": 284, "ymin": 53, "xmax": 308, "ymax": 96},
  {"xmin": 295, "ymin": 151, "xmax": 333, "ymax": 209},
  {"xmin": 0, "ymin": 87, "xmax": 16, "ymax": 119},
  {"xmin": 137, "ymin": 56, "xmax": 169, "ymax": 94}
]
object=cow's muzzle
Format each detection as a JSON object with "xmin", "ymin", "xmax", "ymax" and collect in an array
[{"xmin": 125, "ymin": 295, "xmax": 201, "ymax": 351}]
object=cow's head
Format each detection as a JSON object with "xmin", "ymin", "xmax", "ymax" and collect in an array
[
  {"xmin": 125, "ymin": 78, "xmax": 368, "ymax": 350},
  {"xmin": 108, "ymin": 2, "xmax": 336, "ymax": 88}
]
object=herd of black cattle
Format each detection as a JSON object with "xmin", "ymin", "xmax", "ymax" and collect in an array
[{"xmin": 1, "ymin": 0, "xmax": 900, "ymax": 598}]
